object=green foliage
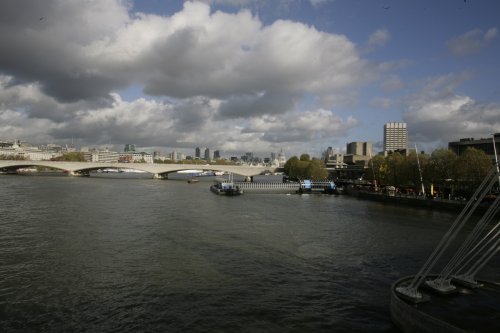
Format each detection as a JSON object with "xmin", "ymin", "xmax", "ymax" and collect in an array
[
  {"xmin": 299, "ymin": 154, "xmax": 310, "ymax": 162},
  {"xmin": 52, "ymin": 152, "xmax": 85, "ymax": 162},
  {"xmin": 454, "ymin": 148, "xmax": 492, "ymax": 184},
  {"xmin": 367, "ymin": 147, "xmax": 494, "ymax": 196},
  {"xmin": 306, "ymin": 158, "xmax": 328, "ymax": 180},
  {"xmin": 424, "ymin": 148, "xmax": 457, "ymax": 184},
  {"xmin": 284, "ymin": 155, "xmax": 327, "ymax": 179}
]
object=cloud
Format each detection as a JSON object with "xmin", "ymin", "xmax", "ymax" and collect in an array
[
  {"xmin": 244, "ymin": 109, "xmax": 357, "ymax": 143},
  {"xmin": 367, "ymin": 28, "xmax": 390, "ymax": 50},
  {"xmin": 380, "ymin": 75, "xmax": 403, "ymax": 92},
  {"xmin": 403, "ymin": 73, "xmax": 500, "ymax": 144},
  {"xmin": 446, "ymin": 27, "xmax": 498, "ymax": 56},
  {"xmin": 0, "ymin": 1, "xmax": 371, "ymax": 106},
  {"xmin": 0, "ymin": 1, "xmax": 372, "ymax": 154},
  {"xmin": 309, "ymin": 0, "xmax": 335, "ymax": 8},
  {"xmin": 0, "ymin": 75, "xmax": 358, "ymax": 154}
]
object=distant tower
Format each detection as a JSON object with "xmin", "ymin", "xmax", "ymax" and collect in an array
[
  {"xmin": 195, "ymin": 147, "xmax": 201, "ymax": 159},
  {"xmin": 324, "ymin": 146, "xmax": 334, "ymax": 162},
  {"xmin": 213, "ymin": 150, "xmax": 221, "ymax": 159},
  {"xmin": 383, "ymin": 122, "xmax": 408, "ymax": 155},
  {"xmin": 124, "ymin": 144, "xmax": 136, "ymax": 152},
  {"xmin": 204, "ymin": 148, "xmax": 210, "ymax": 160},
  {"xmin": 277, "ymin": 149, "xmax": 286, "ymax": 167}
]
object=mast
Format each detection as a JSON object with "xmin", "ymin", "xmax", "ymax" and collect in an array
[
  {"xmin": 493, "ymin": 134, "xmax": 500, "ymax": 186},
  {"xmin": 415, "ymin": 144, "xmax": 425, "ymax": 196}
]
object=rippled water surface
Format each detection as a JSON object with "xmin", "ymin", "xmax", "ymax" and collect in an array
[{"xmin": 1, "ymin": 175, "xmax": 498, "ymax": 332}]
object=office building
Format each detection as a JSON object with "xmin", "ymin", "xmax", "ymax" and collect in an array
[
  {"xmin": 448, "ymin": 133, "xmax": 500, "ymax": 160},
  {"xmin": 384, "ymin": 122, "xmax": 408, "ymax": 155}
]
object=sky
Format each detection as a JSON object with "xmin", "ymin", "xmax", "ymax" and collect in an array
[{"xmin": 0, "ymin": 0, "xmax": 499, "ymax": 158}]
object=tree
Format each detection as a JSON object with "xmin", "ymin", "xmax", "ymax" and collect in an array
[
  {"xmin": 406, "ymin": 150, "xmax": 429, "ymax": 192},
  {"xmin": 454, "ymin": 148, "xmax": 492, "ymax": 184},
  {"xmin": 52, "ymin": 152, "xmax": 85, "ymax": 162},
  {"xmin": 425, "ymin": 149, "xmax": 457, "ymax": 185},
  {"xmin": 300, "ymin": 154, "xmax": 310, "ymax": 162},
  {"xmin": 384, "ymin": 152, "xmax": 407, "ymax": 188},
  {"xmin": 306, "ymin": 159, "xmax": 328, "ymax": 180},
  {"xmin": 284, "ymin": 155, "xmax": 327, "ymax": 179},
  {"xmin": 284, "ymin": 156, "xmax": 300, "ymax": 178},
  {"xmin": 365, "ymin": 155, "xmax": 385, "ymax": 185}
]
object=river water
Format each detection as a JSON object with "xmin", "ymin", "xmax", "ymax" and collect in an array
[{"xmin": 0, "ymin": 175, "xmax": 498, "ymax": 332}]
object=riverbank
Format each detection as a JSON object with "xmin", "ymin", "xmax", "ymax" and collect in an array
[{"xmin": 346, "ymin": 189, "xmax": 474, "ymax": 213}]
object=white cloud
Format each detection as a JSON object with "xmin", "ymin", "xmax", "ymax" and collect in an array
[
  {"xmin": 446, "ymin": 27, "xmax": 498, "ymax": 56},
  {"xmin": 403, "ymin": 73, "xmax": 500, "ymax": 143},
  {"xmin": 367, "ymin": 28, "xmax": 390, "ymax": 49},
  {"xmin": 309, "ymin": 0, "xmax": 335, "ymax": 8}
]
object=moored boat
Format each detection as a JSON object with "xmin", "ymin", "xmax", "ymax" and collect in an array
[
  {"xmin": 210, "ymin": 181, "xmax": 243, "ymax": 196},
  {"xmin": 16, "ymin": 167, "xmax": 38, "ymax": 174}
]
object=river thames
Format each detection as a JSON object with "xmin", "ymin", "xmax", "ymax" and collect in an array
[{"xmin": 1, "ymin": 175, "xmax": 498, "ymax": 332}]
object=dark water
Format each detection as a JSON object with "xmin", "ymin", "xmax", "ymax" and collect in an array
[{"xmin": 0, "ymin": 176, "xmax": 498, "ymax": 332}]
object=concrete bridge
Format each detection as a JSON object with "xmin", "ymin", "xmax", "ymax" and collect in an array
[{"xmin": 0, "ymin": 160, "xmax": 277, "ymax": 179}]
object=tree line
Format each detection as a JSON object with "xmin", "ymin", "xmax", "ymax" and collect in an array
[
  {"xmin": 365, "ymin": 147, "xmax": 495, "ymax": 197},
  {"xmin": 283, "ymin": 154, "xmax": 329, "ymax": 180}
]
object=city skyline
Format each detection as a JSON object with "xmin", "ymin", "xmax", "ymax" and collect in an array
[{"xmin": 0, "ymin": 1, "xmax": 499, "ymax": 157}]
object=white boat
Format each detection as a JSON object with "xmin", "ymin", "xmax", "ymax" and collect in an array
[{"xmin": 16, "ymin": 167, "xmax": 38, "ymax": 174}]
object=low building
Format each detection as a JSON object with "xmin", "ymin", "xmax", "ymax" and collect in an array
[
  {"xmin": 448, "ymin": 133, "xmax": 500, "ymax": 160},
  {"xmin": 118, "ymin": 152, "xmax": 153, "ymax": 164},
  {"xmin": 0, "ymin": 140, "xmax": 61, "ymax": 160},
  {"xmin": 83, "ymin": 149, "xmax": 120, "ymax": 163}
]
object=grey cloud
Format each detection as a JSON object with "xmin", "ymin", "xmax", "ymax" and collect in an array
[
  {"xmin": 0, "ymin": 0, "xmax": 130, "ymax": 102},
  {"xmin": 217, "ymin": 92, "xmax": 297, "ymax": 119},
  {"xmin": 446, "ymin": 27, "xmax": 498, "ymax": 56}
]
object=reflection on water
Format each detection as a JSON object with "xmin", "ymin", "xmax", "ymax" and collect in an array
[{"xmin": 0, "ymin": 175, "xmax": 498, "ymax": 332}]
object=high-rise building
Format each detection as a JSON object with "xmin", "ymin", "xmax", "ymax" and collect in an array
[
  {"xmin": 383, "ymin": 122, "xmax": 408, "ymax": 155},
  {"xmin": 204, "ymin": 148, "xmax": 210, "ymax": 160},
  {"xmin": 124, "ymin": 144, "xmax": 136, "ymax": 152},
  {"xmin": 195, "ymin": 147, "xmax": 201, "ymax": 159},
  {"xmin": 213, "ymin": 150, "xmax": 221, "ymax": 159}
]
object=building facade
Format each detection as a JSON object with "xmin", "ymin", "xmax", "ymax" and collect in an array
[
  {"xmin": 383, "ymin": 122, "xmax": 408, "ymax": 155},
  {"xmin": 448, "ymin": 133, "xmax": 500, "ymax": 160},
  {"xmin": 346, "ymin": 142, "xmax": 372, "ymax": 156},
  {"xmin": 83, "ymin": 149, "xmax": 120, "ymax": 163}
]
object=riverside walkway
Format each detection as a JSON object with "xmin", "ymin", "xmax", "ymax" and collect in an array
[{"xmin": 0, "ymin": 160, "xmax": 276, "ymax": 178}]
